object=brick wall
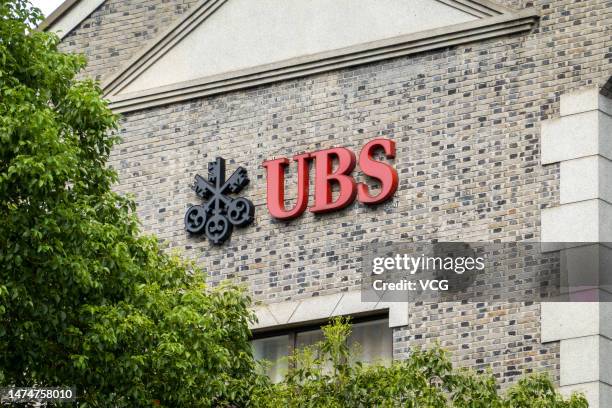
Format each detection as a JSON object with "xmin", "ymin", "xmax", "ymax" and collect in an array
[
  {"xmin": 59, "ymin": 0, "xmax": 611, "ymax": 387},
  {"xmin": 59, "ymin": 0, "xmax": 200, "ymax": 81}
]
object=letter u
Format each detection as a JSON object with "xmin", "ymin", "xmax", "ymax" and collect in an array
[{"xmin": 262, "ymin": 153, "xmax": 311, "ymax": 220}]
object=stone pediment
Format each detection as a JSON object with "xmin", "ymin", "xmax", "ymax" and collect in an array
[{"xmin": 101, "ymin": 0, "xmax": 537, "ymax": 113}]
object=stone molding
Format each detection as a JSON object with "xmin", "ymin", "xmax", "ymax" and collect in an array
[
  {"xmin": 99, "ymin": 0, "xmax": 537, "ymax": 113},
  {"xmin": 250, "ymin": 290, "xmax": 408, "ymax": 332}
]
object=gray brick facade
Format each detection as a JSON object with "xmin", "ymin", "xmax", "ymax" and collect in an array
[{"xmin": 57, "ymin": 0, "xmax": 611, "ymax": 390}]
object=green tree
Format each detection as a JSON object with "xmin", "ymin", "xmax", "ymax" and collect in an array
[
  {"xmin": 251, "ymin": 318, "xmax": 589, "ymax": 408},
  {"xmin": 0, "ymin": 1, "xmax": 256, "ymax": 406}
]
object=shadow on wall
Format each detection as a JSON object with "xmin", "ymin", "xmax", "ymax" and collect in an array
[{"xmin": 600, "ymin": 76, "xmax": 612, "ymax": 99}]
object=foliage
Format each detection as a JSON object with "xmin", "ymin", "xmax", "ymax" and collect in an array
[
  {"xmin": 250, "ymin": 318, "xmax": 589, "ymax": 408},
  {"xmin": 0, "ymin": 1, "xmax": 257, "ymax": 406}
]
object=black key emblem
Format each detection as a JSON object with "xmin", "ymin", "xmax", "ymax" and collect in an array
[{"xmin": 185, "ymin": 157, "xmax": 254, "ymax": 244}]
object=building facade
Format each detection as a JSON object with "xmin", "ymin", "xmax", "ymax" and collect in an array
[{"xmin": 44, "ymin": 0, "xmax": 611, "ymax": 405}]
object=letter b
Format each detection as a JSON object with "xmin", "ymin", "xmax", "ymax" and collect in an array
[{"xmin": 309, "ymin": 147, "xmax": 357, "ymax": 213}]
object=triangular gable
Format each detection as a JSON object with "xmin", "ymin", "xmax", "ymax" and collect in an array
[{"xmin": 103, "ymin": 0, "xmax": 537, "ymax": 113}]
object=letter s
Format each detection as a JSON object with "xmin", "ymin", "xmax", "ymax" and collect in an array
[{"xmin": 357, "ymin": 138, "xmax": 398, "ymax": 205}]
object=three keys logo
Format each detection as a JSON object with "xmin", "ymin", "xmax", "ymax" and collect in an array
[{"xmin": 185, "ymin": 157, "xmax": 254, "ymax": 244}]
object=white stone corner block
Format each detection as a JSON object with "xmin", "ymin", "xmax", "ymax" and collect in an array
[
  {"xmin": 559, "ymin": 361, "xmax": 612, "ymax": 407},
  {"xmin": 541, "ymin": 302, "xmax": 599, "ymax": 342},
  {"xmin": 560, "ymin": 382, "xmax": 601, "ymax": 408},
  {"xmin": 601, "ymin": 336, "xmax": 612, "ymax": 385},
  {"xmin": 560, "ymin": 335, "xmax": 599, "ymax": 386},
  {"xmin": 541, "ymin": 199, "xmax": 612, "ymax": 243},
  {"xmin": 560, "ymin": 87, "xmax": 612, "ymax": 117},
  {"xmin": 387, "ymin": 302, "xmax": 410, "ymax": 328},
  {"xmin": 601, "ymin": 302, "xmax": 612, "ymax": 339},
  {"xmin": 541, "ymin": 111, "xmax": 612, "ymax": 164},
  {"xmin": 601, "ymin": 383, "xmax": 612, "ymax": 408},
  {"xmin": 560, "ymin": 156, "xmax": 612, "ymax": 204}
]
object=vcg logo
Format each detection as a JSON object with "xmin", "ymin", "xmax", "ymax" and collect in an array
[{"xmin": 185, "ymin": 138, "xmax": 398, "ymax": 244}]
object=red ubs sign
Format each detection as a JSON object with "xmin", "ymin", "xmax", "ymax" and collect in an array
[{"xmin": 262, "ymin": 138, "xmax": 398, "ymax": 220}]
